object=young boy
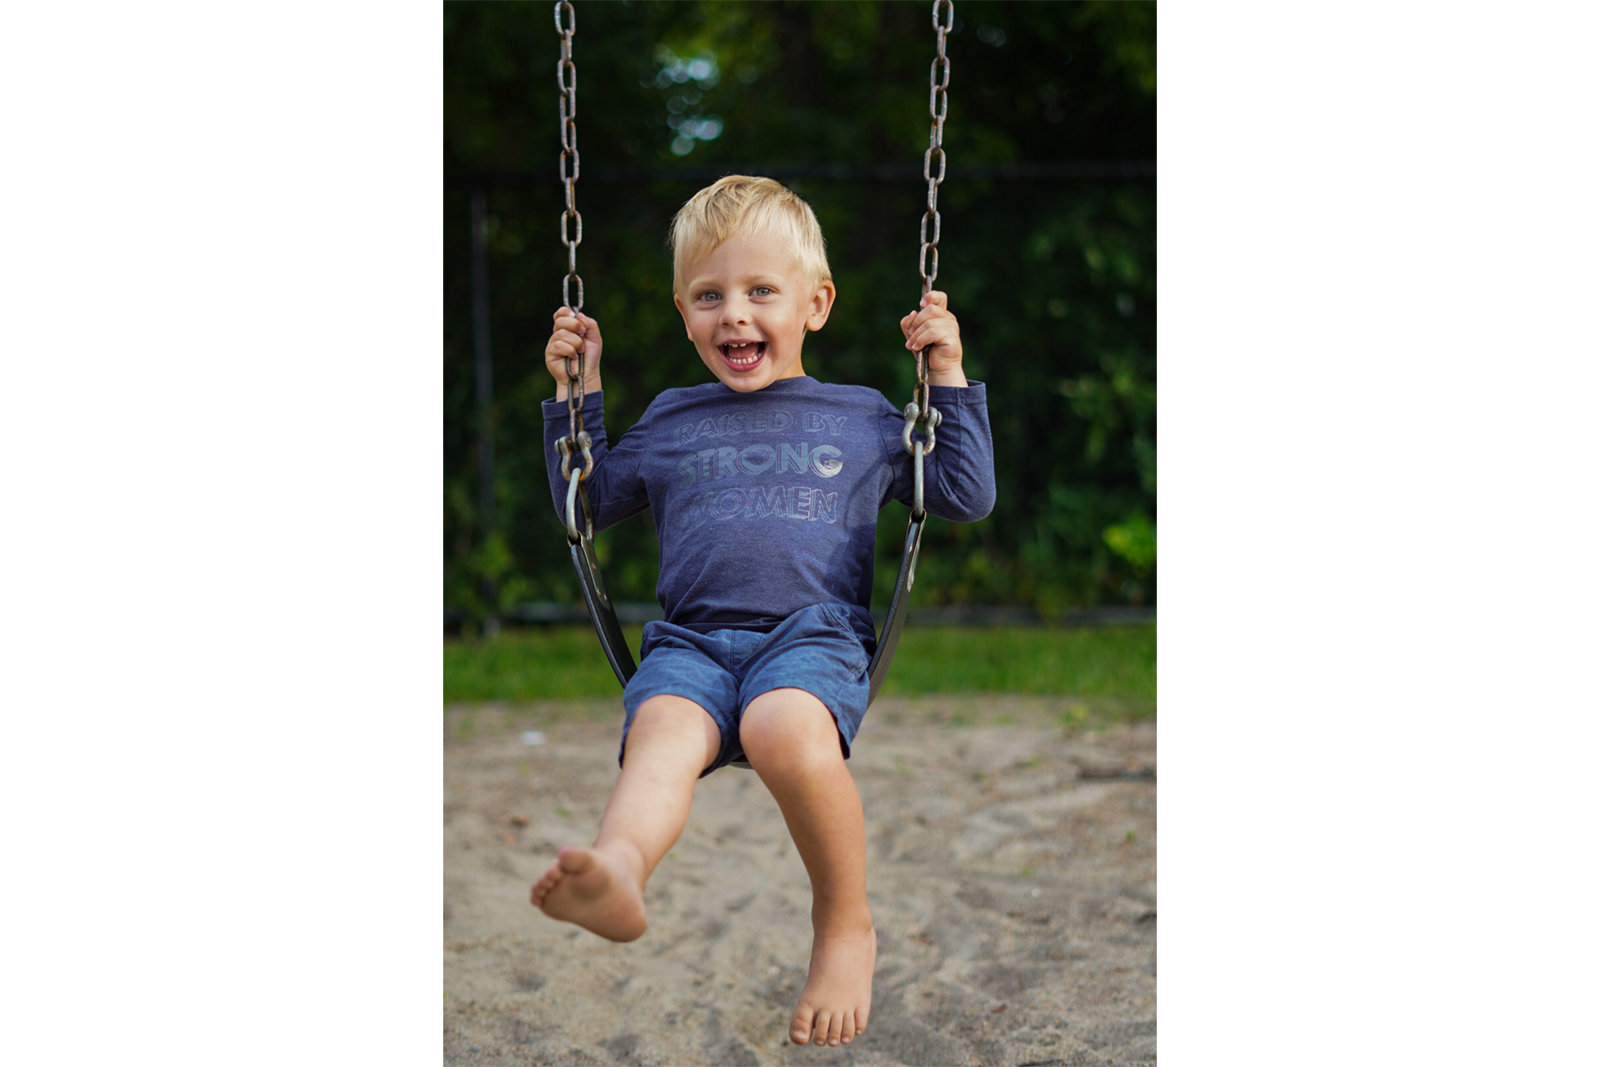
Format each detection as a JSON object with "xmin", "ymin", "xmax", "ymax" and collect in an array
[{"xmin": 531, "ymin": 175, "xmax": 995, "ymax": 1048}]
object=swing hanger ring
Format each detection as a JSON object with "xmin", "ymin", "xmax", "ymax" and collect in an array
[
  {"xmin": 902, "ymin": 401, "xmax": 942, "ymax": 458},
  {"xmin": 556, "ymin": 430, "xmax": 594, "ymax": 482}
]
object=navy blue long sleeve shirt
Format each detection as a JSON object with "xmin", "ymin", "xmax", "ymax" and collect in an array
[{"xmin": 543, "ymin": 376, "xmax": 995, "ymax": 649}]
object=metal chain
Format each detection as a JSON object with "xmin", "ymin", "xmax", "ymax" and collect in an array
[
  {"xmin": 904, "ymin": 0, "xmax": 953, "ymax": 492},
  {"xmin": 555, "ymin": 1, "xmax": 592, "ymax": 488}
]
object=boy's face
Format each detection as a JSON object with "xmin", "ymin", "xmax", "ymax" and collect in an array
[{"xmin": 674, "ymin": 230, "xmax": 835, "ymax": 393}]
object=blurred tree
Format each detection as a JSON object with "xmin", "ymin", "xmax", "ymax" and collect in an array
[{"xmin": 444, "ymin": 0, "xmax": 1156, "ymax": 629}]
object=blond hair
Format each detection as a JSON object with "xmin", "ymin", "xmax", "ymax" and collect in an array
[{"xmin": 669, "ymin": 175, "xmax": 832, "ymax": 296}]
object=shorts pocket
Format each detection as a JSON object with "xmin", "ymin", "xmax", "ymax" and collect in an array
[{"xmin": 809, "ymin": 603, "xmax": 870, "ymax": 674}]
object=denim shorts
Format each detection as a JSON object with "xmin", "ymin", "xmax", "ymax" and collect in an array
[{"xmin": 620, "ymin": 602, "xmax": 872, "ymax": 776}]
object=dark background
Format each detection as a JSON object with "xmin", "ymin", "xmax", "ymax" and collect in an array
[{"xmin": 444, "ymin": 0, "xmax": 1155, "ymax": 631}]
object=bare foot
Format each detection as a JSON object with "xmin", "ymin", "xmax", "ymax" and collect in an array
[
  {"xmin": 789, "ymin": 922, "xmax": 877, "ymax": 1047},
  {"xmin": 529, "ymin": 845, "xmax": 647, "ymax": 942}
]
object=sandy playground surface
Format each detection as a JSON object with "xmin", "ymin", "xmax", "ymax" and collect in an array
[{"xmin": 444, "ymin": 696, "xmax": 1156, "ymax": 1066}]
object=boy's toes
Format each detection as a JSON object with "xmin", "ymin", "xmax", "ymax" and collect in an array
[
  {"xmin": 790, "ymin": 1006, "xmax": 815, "ymax": 1045},
  {"xmin": 529, "ymin": 867, "xmax": 557, "ymax": 907}
]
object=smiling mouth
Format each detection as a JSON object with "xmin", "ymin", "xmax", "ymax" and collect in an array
[{"xmin": 719, "ymin": 341, "xmax": 767, "ymax": 368}]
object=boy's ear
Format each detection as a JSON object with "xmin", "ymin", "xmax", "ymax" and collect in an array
[
  {"xmin": 673, "ymin": 293, "xmax": 692, "ymax": 340},
  {"xmin": 806, "ymin": 281, "xmax": 837, "ymax": 332}
]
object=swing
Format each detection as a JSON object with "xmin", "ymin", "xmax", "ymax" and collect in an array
[{"xmin": 552, "ymin": 0, "xmax": 956, "ymax": 710}]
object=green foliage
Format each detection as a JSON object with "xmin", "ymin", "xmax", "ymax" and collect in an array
[
  {"xmin": 1103, "ymin": 513, "xmax": 1156, "ymax": 575},
  {"xmin": 444, "ymin": 1, "xmax": 1156, "ymax": 625}
]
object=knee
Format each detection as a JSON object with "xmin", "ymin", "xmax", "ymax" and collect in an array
[
  {"xmin": 738, "ymin": 692, "xmax": 843, "ymax": 773},
  {"xmin": 625, "ymin": 694, "xmax": 722, "ymax": 771},
  {"xmin": 629, "ymin": 694, "xmax": 714, "ymax": 748},
  {"xmin": 630, "ymin": 695, "xmax": 687, "ymax": 735}
]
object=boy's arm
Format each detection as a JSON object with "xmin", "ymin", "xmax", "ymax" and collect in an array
[
  {"xmin": 891, "ymin": 291, "xmax": 995, "ymax": 521},
  {"xmin": 541, "ymin": 307, "xmax": 649, "ymax": 531},
  {"xmin": 883, "ymin": 383, "xmax": 996, "ymax": 523},
  {"xmin": 541, "ymin": 391, "xmax": 652, "ymax": 533},
  {"xmin": 543, "ymin": 389, "xmax": 606, "ymax": 520}
]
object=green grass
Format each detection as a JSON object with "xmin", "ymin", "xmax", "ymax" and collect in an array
[
  {"xmin": 875, "ymin": 626, "xmax": 1155, "ymax": 700},
  {"xmin": 444, "ymin": 625, "xmax": 650, "ymax": 703},
  {"xmin": 444, "ymin": 624, "xmax": 1155, "ymax": 712}
]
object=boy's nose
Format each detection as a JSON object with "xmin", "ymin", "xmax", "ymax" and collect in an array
[{"xmin": 720, "ymin": 298, "xmax": 749, "ymax": 324}]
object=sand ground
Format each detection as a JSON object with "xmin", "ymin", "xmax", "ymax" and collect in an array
[{"xmin": 444, "ymin": 696, "xmax": 1156, "ymax": 1066}]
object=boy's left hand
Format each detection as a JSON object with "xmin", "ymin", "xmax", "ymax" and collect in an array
[{"xmin": 900, "ymin": 290, "xmax": 968, "ymax": 387}]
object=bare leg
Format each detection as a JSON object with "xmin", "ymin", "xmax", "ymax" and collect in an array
[
  {"xmin": 530, "ymin": 695, "xmax": 720, "ymax": 942},
  {"xmin": 740, "ymin": 689, "xmax": 876, "ymax": 1047}
]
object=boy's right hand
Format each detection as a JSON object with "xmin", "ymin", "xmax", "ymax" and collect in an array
[{"xmin": 545, "ymin": 306, "xmax": 604, "ymax": 401}]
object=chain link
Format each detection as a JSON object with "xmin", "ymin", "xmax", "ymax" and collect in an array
[
  {"xmin": 555, "ymin": 1, "xmax": 592, "ymax": 487},
  {"xmin": 905, "ymin": 0, "xmax": 953, "ymax": 488}
]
